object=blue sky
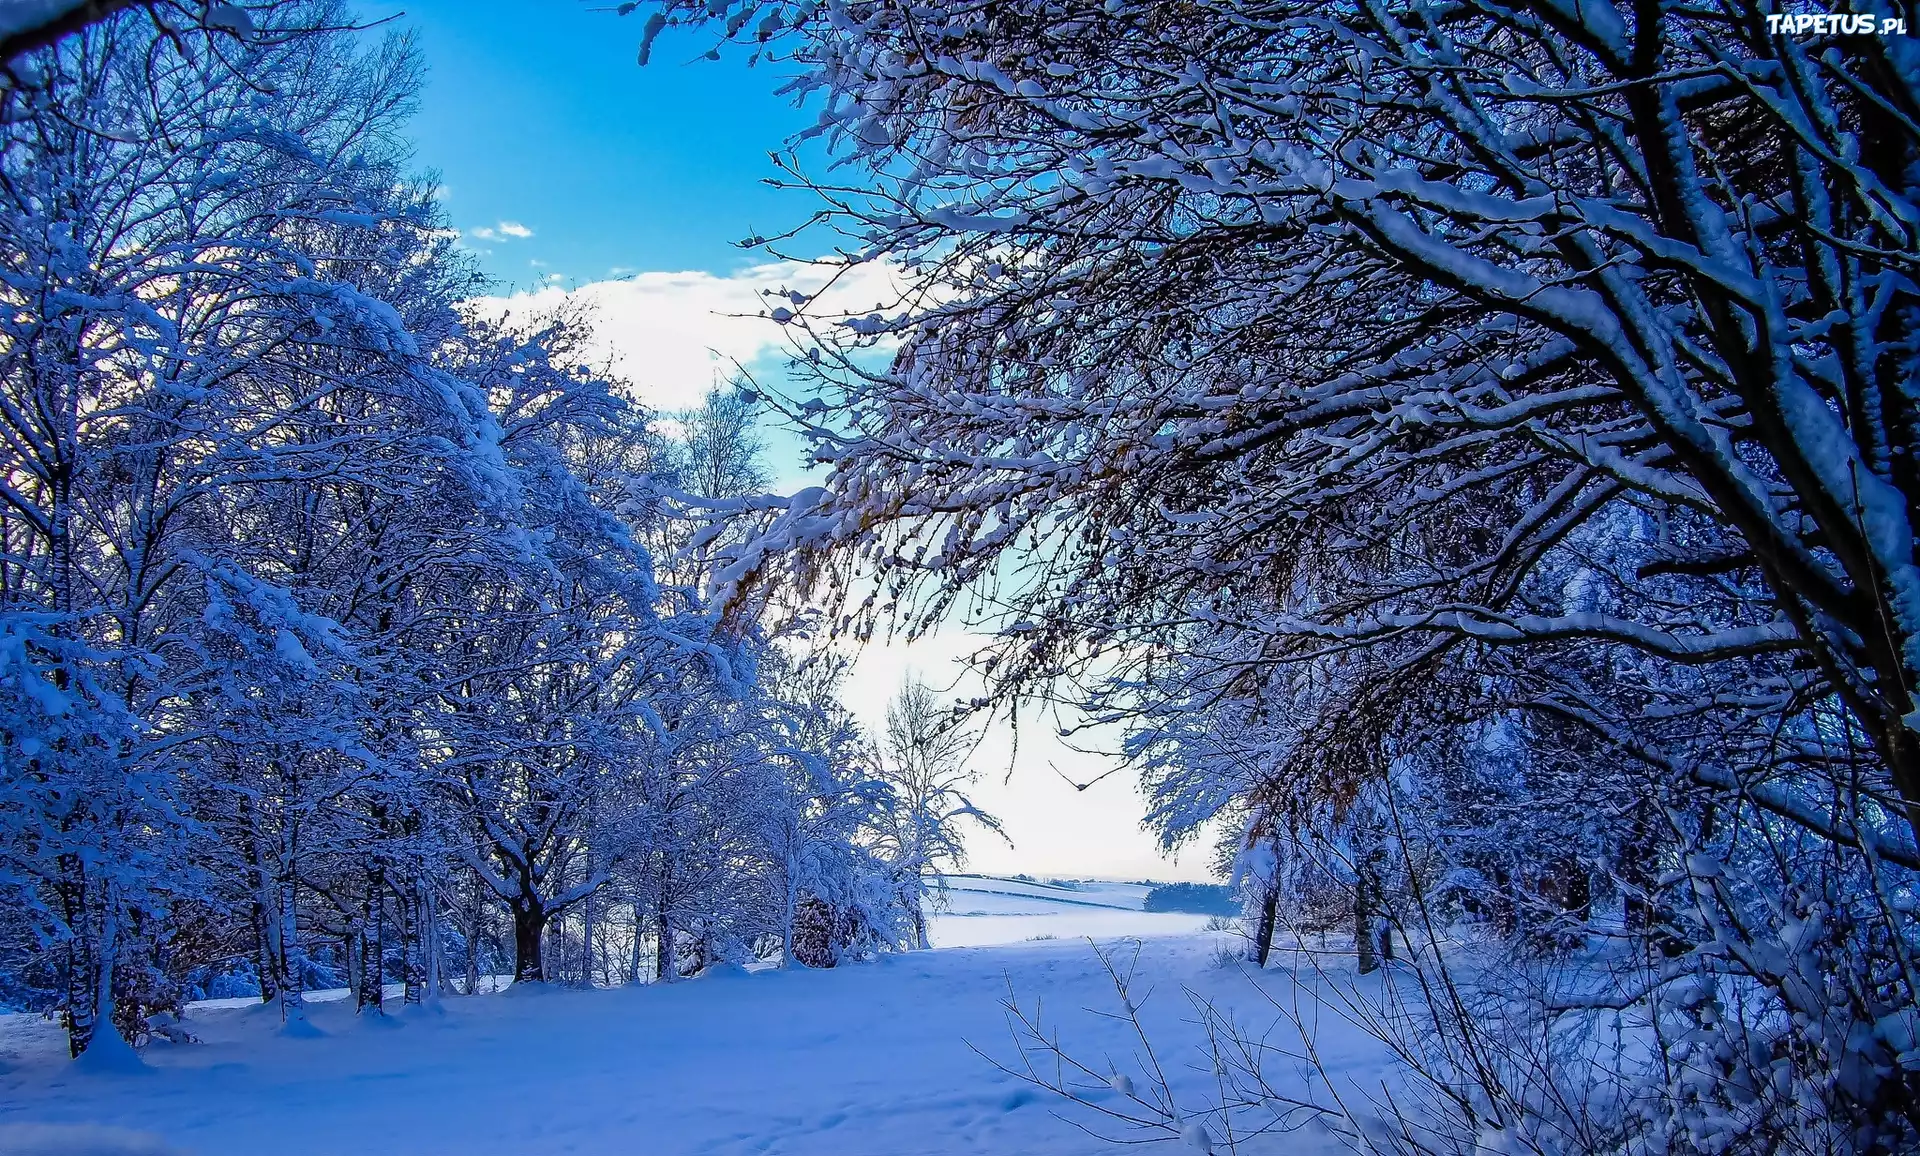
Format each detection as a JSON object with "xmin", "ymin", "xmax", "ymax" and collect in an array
[{"xmin": 363, "ymin": 0, "xmax": 818, "ymax": 288}]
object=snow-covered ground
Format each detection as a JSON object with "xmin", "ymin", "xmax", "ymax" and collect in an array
[
  {"xmin": 0, "ymin": 884, "xmax": 1398, "ymax": 1156},
  {"xmin": 942, "ymin": 875, "xmax": 1156, "ymax": 909}
]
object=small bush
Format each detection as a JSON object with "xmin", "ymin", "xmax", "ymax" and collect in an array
[{"xmin": 1206, "ymin": 941, "xmax": 1247, "ymax": 970}]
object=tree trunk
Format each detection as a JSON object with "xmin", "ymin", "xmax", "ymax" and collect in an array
[
  {"xmin": 239, "ymin": 790, "xmax": 285, "ymax": 1008},
  {"xmin": 252, "ymin": 896, "xmax": 279, "ymax": 1005},
  {"xmin": 628, "ymin": 901, "xmax": 645, "ymax": 984},
  {"xmin": 780, "ymin": 861, "xmax": 799, "ymax": 967},
  {"xmin": 253, "ymin": 872, "xmax": 306, "ymax": 1027},
  {"xmin": 400, "ymin": 878, "xmax": 423, "ymax": 1005},
  {"xmin": 250, "ymin": 879, "xmax": 280, "ymax": 1006},
  {"xmin": 1251, "ymin": 876, "xmax": 1281, "ymax": 968},
  {"xmin": 512, "ymin": 898, "xmax": 546, "ymax": 984},
  {"xmin": 58, "ymin": 855, "xmax": 99, "ymax": 1057},
  {"xmin": 420, "ymin": 881, "xmax": 441, "ymax": 1001},
  {"xmin": 654, "ymin": 900, "xmax": 674, "ymax": 983},
  {"xmin": 1355, "ymin": 870, "xmax": 1379, "ymax": 976},
  {"xmin": 275, "ymin": 875, "xmax": 309, "ymax": 1030},
  {"xmin": 909, "ymin": 868, "xmax": 932, "ymax": 950},
  {"xmin": 344, "ymin": 933, "xmax": 361, "ymax": 1005},
  {"xmin": 92, "ymin": 901, "xmax": 125, "ymax": 1053},
  {"xmin": 359, "ymin": 869, "xmax": 384, "ymax": 1014},
  {"xmin": 463, "ymin": 881, "xmax": 482, "ymax": 995},
  {"xmin": 654, "ymin": 858, "xmax": 676, "ymax": 982},
  {"xmin": 688, "ymin": 923, "xmax": 714, "ymax": 976},
  {"xmin": 581, "ymin": 891, "xmax": 597, "ymax": 988}
]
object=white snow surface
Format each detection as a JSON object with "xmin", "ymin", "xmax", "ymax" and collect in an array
[{"xmin": 0, "ymin": 927, "xmax": 1396, "ymax": 1155}]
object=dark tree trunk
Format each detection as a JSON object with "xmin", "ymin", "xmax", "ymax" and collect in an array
[
  {"xmin": 359, "ymin": 869, "xmax": 384, "ymax": 1014},
  {"xmin": 654, "ymin": 862, "xmax": 676, "ymax": 982},
  {"xmin": 240, "ymin": 795, "xmax": 280, "ymax": 1007},
  {"xmin": 400, "ymin": 880, "xmax": 424, "ymax": 1004},
  {"xmin": 464, "ymin": 887, "xmax": 482, "ymax": 996},
  {"xmin": 654, "ymin": 901, "xmax": 674, "ymax": 982},
  {"xmin": 252, "ymin": 895, "xmax": 279, "ymax": 1005},
  {"xmin": 1368, "ymin": 848, "xmax": 1394, "ymax": 964},
  {"xmin": 581, "ymin": 891, "xmax": 597, "ymax": 988},
  {"xmin": 1355, "ymin": 869, "xmax": 1379, "ymax": 976},
  {"xmin": 512, "ymin": 899, "xmax": 546, "ymax": 984},
  {"xmin": 628, "ymin": 901, "xmax": 645, "ymax": 984},
  {"xmin": 344, "ymin": 933, "xmax": 360, "ymax": 1005},
  {"xmin": 59, "ymin": 868, "xmax": 98, "ymax": 1058},
  {"xmin": 1251, "ymin": 877, "xmax": 1280, "ymax": 967}
]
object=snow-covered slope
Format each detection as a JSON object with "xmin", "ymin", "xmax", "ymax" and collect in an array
[
  {"xmin": 0, "ymin": 934, "xmax": 1396, "ymax": 1156},
  {"xmin": 927, "ymin": 874, "xmax": 1212, "ymax": 947},
  {"xmin": 941, "ymin": 875, "xmax": 1153, "ymax": 910}
]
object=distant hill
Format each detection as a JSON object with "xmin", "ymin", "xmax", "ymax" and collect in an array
[
  {"xmin": 1141, "ymin": 882, "xmax": 1238, "ymax": 916},
  {"xmin": 926, "ymin": 874, "xmax": 1220, "ymax": 949},
  {"xmin": 940, "ymin": 874, "xmax": 1148, "ymax": 911}
]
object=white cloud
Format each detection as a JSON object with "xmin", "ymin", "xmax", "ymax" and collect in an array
[
  {"xmin": 474, "ymin": 258, "xmax": 907, "ymax": 412},
  {"xmin": 469, "ymin": 220, "xmax": 535, "ymax": 243}
]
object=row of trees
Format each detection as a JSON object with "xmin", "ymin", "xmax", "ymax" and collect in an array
[
  {"xmin": 652, "ymin": 0, "xmax": 1919, "ymax": 1150},
  {"xmin": 0, "ymin": 2, "xmax": 990, "ymax": 1063}
]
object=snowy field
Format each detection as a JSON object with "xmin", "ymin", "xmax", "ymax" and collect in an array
[
  {"xmin": 0, "ymin": 883, "xmax": 1399, "ymax": 1156},
  {"xmin": 926, "ymin": 874, "xmax": 1217, "ymax": 947}
]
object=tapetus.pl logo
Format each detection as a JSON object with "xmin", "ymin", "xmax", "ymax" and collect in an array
[{"xmin": 1765, "ymin": 9, "xmax": 1909, "ymax": 34}]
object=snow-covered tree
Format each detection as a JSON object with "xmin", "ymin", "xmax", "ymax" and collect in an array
[
  {"xmin": 868, "ymin": 676, "xmax": 1001, "ymax": 950},
  {"xmin": 0, "ymin": 0, "xmax": 908, "ymax": 1058},
  {"xmin": 0, "ymin": 0, "xmax": 494, "ymax": 1053},
  {"xmin": 649, "ymin": 0, "xmax": 1920, "ymax": 1144}
]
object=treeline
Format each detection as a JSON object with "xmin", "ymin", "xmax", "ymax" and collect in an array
[
  {"xmin": 1139, "ymin": 884, "xmax": 1235, "ymax": 918},
  {"xmin": 0, "ymin": 2, "xmax": 965, "ymax": 1062}
]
